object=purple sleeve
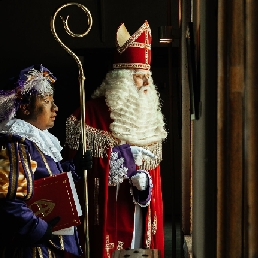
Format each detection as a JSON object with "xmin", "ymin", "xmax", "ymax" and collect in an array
[
  {"xmin": 129, "ymin": 170, "xmax": 152, "ymax": 207},
  {"xmin": 60, "ymin": 160, "xmax": 80, "ymax": 182},
  {"xmin": 112, "ymin": 144, "xmax": 136, "ymax": 177},
  {"xmin": 110, "ymin": 145, "xmax": 152, "ymax": 206},
  {"xmin": 0, "ymin": 198, "xmax": 48, "ymax": 244},
  {"xmin": 109, "ymin": 144, "xmax": 136, "ymax": 186}
]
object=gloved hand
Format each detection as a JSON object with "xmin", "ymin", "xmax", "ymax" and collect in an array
[
  {"xmin": 130, "ymin": 146, "xmax": 156, "ymax": 166},
  {"xmin": 73, "ymin": 144, "xmax": 93, "ymax": 175},
  {"xmin": 131, "ymin": 172, "xmax": 148, "ymax": 191},
  {"xmin": 35, "ymin": 216, "xmax": 60, "ymax": 244}
]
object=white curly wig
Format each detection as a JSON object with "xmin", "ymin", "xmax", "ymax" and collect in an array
[{"xmin": 92, "ymin": 69, "xmax": 167, "ymax": 145}]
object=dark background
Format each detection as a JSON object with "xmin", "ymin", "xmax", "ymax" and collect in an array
[{"xmin": 0, "ymin": 0, "xmax": 180, "ymax": 220}]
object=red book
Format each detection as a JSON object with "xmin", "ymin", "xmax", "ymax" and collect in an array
[{"xmin": 26, "ymin": 172, "xmax": 82, "ymax": 232}]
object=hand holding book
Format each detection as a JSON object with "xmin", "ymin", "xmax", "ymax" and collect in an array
[
  {"xmin": 26, "ymin": 172, "xmax": 82, "ymax": 234},
  {"xmin": 34, "ymin": 216, "xmax": 61, "ymax": 243}
]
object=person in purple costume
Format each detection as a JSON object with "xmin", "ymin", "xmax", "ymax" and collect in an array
[{"xmin": 0, "ymin": 64, "xmax": 92, "ymax": 257}]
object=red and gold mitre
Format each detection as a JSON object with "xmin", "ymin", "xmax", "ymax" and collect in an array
[{"xmin": 113, "ymin": 21, "xmax": 152, "ymax": 70}]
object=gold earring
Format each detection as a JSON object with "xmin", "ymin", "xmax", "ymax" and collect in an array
[{"xmin": 24, "ymin": 110, "xmax": 30, "ymax": 115}]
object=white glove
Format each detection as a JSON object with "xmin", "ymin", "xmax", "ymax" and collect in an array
[
  {"xmin": 130, "ymin": 146, "xmax": 156, "ymax": 166},
  {"xmin": 131, "ymin": 172, "xmax": 148, "ymax": 191}
]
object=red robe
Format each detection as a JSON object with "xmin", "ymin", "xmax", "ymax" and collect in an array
[{"xmin": 64, "ymin": 97, "xmax": 164, "ymax": 258}]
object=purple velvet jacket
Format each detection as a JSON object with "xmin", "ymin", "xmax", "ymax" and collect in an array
[{"xmin": 0, "ymin": 133, "xmax": 82, "ymax": 257}]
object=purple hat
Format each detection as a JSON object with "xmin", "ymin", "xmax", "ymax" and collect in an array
[{"xmin": 0, "ymin": 64, "xmax": 56, "ymax": 122}]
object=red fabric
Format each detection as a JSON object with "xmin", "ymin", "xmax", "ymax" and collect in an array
[
  {"xmin": 26, "ymin": 172, "xmax": 81, "ymax": 231},
  {"xmin": 113, "ymin": 40, "xmax": 151, "ymax": 68},
  {"xmin": 148, "ymin": 166, "xmax": 164, "ymax": 256},
  {"xmin": 64, "ymin": 97, "xmax": 164, "ymax": 258},
  {"xmin": 113, "ymin": 21, "xmax": 152, "ymax": 70}
]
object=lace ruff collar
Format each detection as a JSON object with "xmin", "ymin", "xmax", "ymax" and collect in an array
[{"xmin": 0, "ymin": 119, "xmax": 62, "ymax": 162}]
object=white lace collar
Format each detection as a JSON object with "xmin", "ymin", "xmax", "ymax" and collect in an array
[{"xmin": 0, "ymin": 119, "xmax": 62, "ymax": 162}]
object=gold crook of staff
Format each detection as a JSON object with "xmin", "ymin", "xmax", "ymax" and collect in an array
[{"xmin": 50, "ymin": 3, "xmax": 93, "ymax": 258}]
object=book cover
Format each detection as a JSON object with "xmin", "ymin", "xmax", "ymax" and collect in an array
[{"xmin": 26, "ymin": 172, "xmax": 82, "ymax": 232}]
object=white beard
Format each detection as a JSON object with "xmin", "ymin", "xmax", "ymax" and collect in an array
[{"xmin": 92, "ymin": 69, "xmax": 167, "ymax": 145}]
